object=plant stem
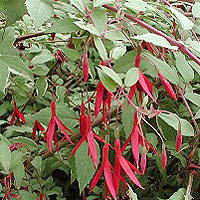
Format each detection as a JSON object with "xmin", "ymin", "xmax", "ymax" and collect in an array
[{"xmin": 103, "ymin": 4, "xmax": 200, "ymax": 67}]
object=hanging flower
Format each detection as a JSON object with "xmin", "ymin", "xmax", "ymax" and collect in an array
[
  {"xmin": 90, "ymin": 143, "xmax": 117, "ymax": 200},
  {"xmin": 10, "ymin": 100, "xmax": 26, "ymax": 126},
  {"xmin": 159, "ymin": 72, "xmax": 177, "ymax": 101},
  {"xmin": 32, "ymin": 120, "xmax": 45, "ymax": 140},
  {"xmin": 46, "ymin": 96, "xmax": 73, "ymax": 152}
]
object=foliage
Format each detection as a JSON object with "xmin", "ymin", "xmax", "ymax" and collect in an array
[{"xmin": 0, "ymin": 0, "xmax": 199, "ymax": 199}]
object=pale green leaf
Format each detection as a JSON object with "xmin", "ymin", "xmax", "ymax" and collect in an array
[
  {"xmin": 0, "ymin": 27, "xmax": 15, "ymax": 54},
  {"xmin": 158, "ymin": 113, "xmax": 194, "ymax": 136},
  {"xmin": 94, "ymin": 36, "xmax": 108, "ymax": 61},
  {"xmin": 97, "ymin": 68, "xmax": 117, "ymax": 92},
  {"xmin": 134, "ymin": 33, "xmax": 178, "ymax": 50},
  {"xmin": 70, "ymin": 0, "xmax": 85, "ymax": 13},
  {"xmin": 125, "ymin": 68, "xmax": 139, "ymax": 87},
  {"xmin": 10, "ymin": 151, "xmax": 24, "ymax": 169},
  {"xmin": 113, "ymin": 51, "xmax": 137, "ymax": 73},
  {"xmin": 0, "ymin": 55, "xmax": 33, "ymax": 79},
  {"xmin": 110, "ymin": 46, "xmax": 126, "ymax": 60},
  {"xmin": 100, "ymin": 66, "xmax": 122, "ymax": 86},
  {"xmin": 93, "ymin": 0, "xmax": 115, "ymax": 7},
  {"xmin": 188, "ymin": 61, "xmax": 200, "ymax": 75},
  {"xmin": 26, "ymin": 0, "xmax": 54, "ymax": 27},
  {"xmin": 36, "ymin": 77, "xmax": 48, "ymax": 98},
  {"xmin": 176, "ymin": 53, "xmax": 194, "ymax": 82},
  {"xmin": 126, "ymin": 183, "xmax": 138, "ymax": 199},
  {"xmin": 32, "ymin": 50, "xmax": 54, "ymax": 65},
  {"xmin": 91, "ymin": 8, "xmax": 107, "ymax": 33},
  {"xmin": 195, "ymin": 109, "xmax": 200, "ymax": 119},
  {"xmin": 6, "ymin": 0, "xmax": 26, "ymax": 25},
  {"xmin": 169, "ymin": 188, "xmax": 186, "ymax": 200},
  {"xmin": 170, "ymin": 7, "xmax": 194, "ymax": 30},
  {"xmin": 60, "ymin": 47, "xmax": 81, "ymax": 61},
  {"xmin": 13, "ymin": 161, "xmax": 25, "ymax": 186},
  {"xmin": 32, "ymin": 156, "xmax": 42, "ymax": 172},
  {"xmin": 75, "ymin": 142, "xmax": 96, "ymax": 192},
  {"xmin": 125, "ymin": 0, "xmax": 155, "ymax": 12},
  {"xmin": 192, "ymin": 3, "xmax": 200, "ymax": 18},
  {"xmin": 0, "ymin": 141, "xmax": 11, "ymax": 172},
  {"xmin": 0, "ymin": 59, "xmax": 9, "ymax": 94},
  {"xmin": 74, "ymin": 21, "xmax": 101, "ymax": 36},
  {"xmin": 184, "ymin": 91, "xmax": 200, "ymax": 106},
  {"xmin": 46, "ymin": 18, "xmax": 80, "ymax": 34}
]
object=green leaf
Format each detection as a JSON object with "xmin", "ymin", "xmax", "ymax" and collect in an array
[
  {"xmin": 10, "ymin": 151, "xmax": 24, "ymax": 169},
  {"xmin": 93, "ymin": 36, "xmax": 108, "ymax": 61},
  {"xmin": 192, "ymin": 3, "xmax": 200, "ymax": 18},
  {"xmin": 74, "ymin": 21, "xmax": 101, "ymax": 36},
  {"xmin": 0, "ymin": 141, "xmax": 11, "ymax": 172},
  {"xmin": 70, "ymin": 0, "xmax": 85, "ymax": 13},
  {"xmin": 134, "ymin": 33, "xmax": 178, "ymax": 50},
  {"xmin": 125, "ymin": 0, "xmax": 155, "ymax": 12},
  {"xmin": 32, "ymin": 50, "xmax": 54, "ymax": 65},
  {"xmin": 0, "ymin": 27, "xmax": 15, "ymax": 54},
  {"xmin": 176, "ymin": 53, "xmax": 194, "ymax": 82},
  {"xmin": 170, "ymin": 7, "xmax": 194, "ymax": 30},
  {"xmin": 122, "ymin": 102, "xmax": 135, "ymax": 138},
  {"xmin": 32, "ymin": 156, "xmax": 42, "ymax": 172},
  {"xmin": 0, "ymin": 55, "xmax": 33, "ymax": 79},
  {"xmin": 100, "ymin": 66, "xmax": 122, "ymax": 86},
  {"xmin": 158, "ymin": 113, "xmax": 194, "ymax": 136},
  {"xmin": 46, "ymin": 18, "xmax": 80, "ymax": 34},
  {"xmin": 168, "ymin": 188, "xmax": 186, "ymax": 200},
  {"xmin": 93, "ymin": 0, "xmax": 115, "ymax": 7},
  {"xmin": 184, "ymin": 91, "xmax": 200, "ymax": 106},
  {"xmin": 195, "ymin": 109, "xmax": 200, "ymax": 119},
  {"xmin": 110, "ymin": 46, "xmax": 126, "ymax": 60},
  {"xmin": 91, "ymin": 8, "xmax": 107, "ymax": 33},
  {"xmin": 60, "ymin": 47, "xmax": 81, "ymax": 61},
  {"xmin": 19, "ymin": 191, "xmax": 37, "ymax": 200},
  {"xmin": 125, "ymin": 68, "xmax": 139, "ymax": 87},
  {"xmin": 113, "ymin": 51, "xmax": 137, "ymax": 73},
  {"xmin": 75, "ymin": 142, "xmax": 96, "ymax": 192},
  {"xmin": 6, "ymin": 0, "xmax": 26, "ymax": 26},
  {"xmin": 143, "ymin": 52, "xmax": 179, "ymax": 84},
  {"xmin": 36, "ymin": 77, "xmax": 48, "ymax": 98},
  {"xmin": 13, "ymin": 161, "xmax": 25, "ymax": 186},
  {"xmin": 188, "ymin": 61, "xmax": 200, "ymax": 75},
  {"xmin": 0, "ymin": 59, "xmax": 9, "ymax": 94},
  {"xmin": 7, "ymin": 125, "xmax": 32, "ymax": 133},
  {"xmin": 97, "ymin": 68, "xmax": 117, "ymax": 92},
  {"xmin": 25, "ymin": 0, "xmax": 54, "ymax": 27}
]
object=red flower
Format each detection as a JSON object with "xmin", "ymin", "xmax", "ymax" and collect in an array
[
  {"xmin": 70, "ymin": 104, "xmax": 103, "ymax": 168},
  {"xmin": 10, "ymin": 100, "xmax": 26, "ymax": 126},
  {"xmin": 83, "ymin": 52, "xmax": 89, "ymax": 82},
  {"xmin": 46, "ymin": 97, "xmax": 73, "ymax": 152},
  {"xmin": 90, "ymin": 144, "xmax": 117, "ymax": 200},
  {"xmin": 113, "ymin": 138, "xmax": 144, "ymax": 194},
  {"xmin": 176, "ymin": 127, "xmax": 182, "ymax": 153},
  {"xmin": 161, "ymin": 144, "xmax": 167, "ymax": 169},
  {"xmin": 159, "ymin": 72, "xmax": 177, "ymax": 101},
  {"xmin": 55, "ymin": 50, "xmax": 66, "ymax": 63},
  {"xmin": 32, "ymin": 120, "xmax": 45, "ymax": 140}
]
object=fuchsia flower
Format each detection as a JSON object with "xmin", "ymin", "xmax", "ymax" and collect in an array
[
  {"xmin": 10, "ymin": 100, "xmax": 26, "ymax": 126},
  {"xmin": 55, "ymin": 50, "xmax": 66, "ymax": 63},
  {"xmin": 161, "ymin": 144, "xmax": 167, "ymax": 169},
  {"xmin": 70, "ymin": 103, "xmax": 108, "ymax": 168},
  {"xmin": 158, "ymin": 72, "xmax": 177, "ymax": 101},
  {"xmin": 90, "ymin": 143, "xmax": 117, "ymax": 200},
  {"xmin": 128, "ymin": 54, "xmax": 157, "ymax": 104},
  {"xmin": 83, "ymin": 52, "xmax": 89, "ymax": 82},
  {"xmin": 46, "ymin": 97, "xmax": 73, "ymax": 152},
  {"xmin": 176, "ymin": 127, "xmax": 182, "ymax": 153},
  {"xmin": 32, "ymin": 120, "xmax": 45, "ymax": 140}
]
